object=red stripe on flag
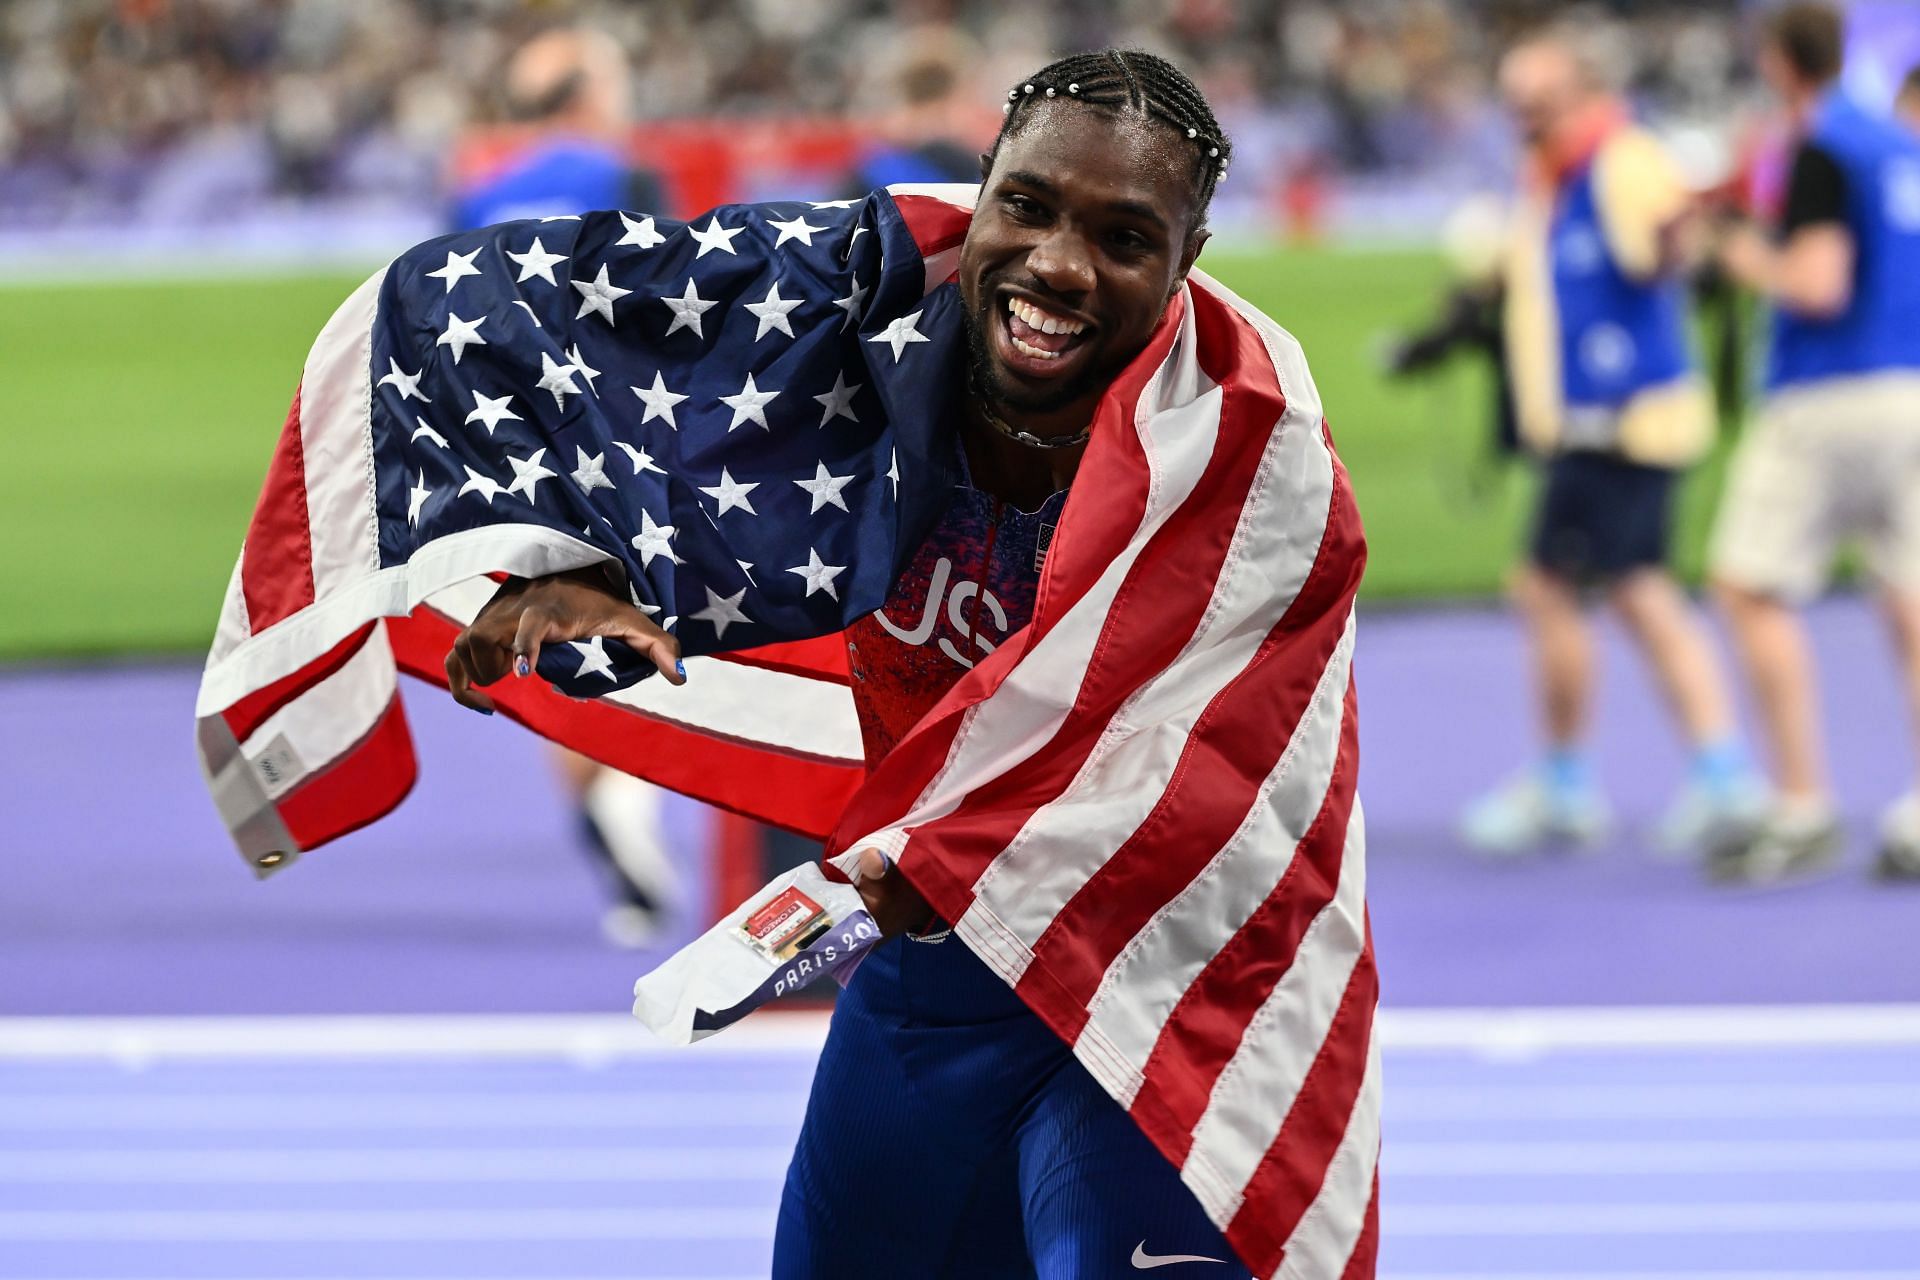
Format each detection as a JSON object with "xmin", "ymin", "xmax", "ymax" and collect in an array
[
  {"xmin": 275, "ymin": 692, "xmax": 418, "ymax": 849},
  {"xmin": 1223, "ymin": 941, "xmax": 1379, "ymax": 1276},
  {"xmin": 822, "ymin": 295, "xmax": 1176, "ymax": 868},
  {"xmin": 1125, "ymin": 676, "xmax": 1361, "ymax": 1161},
  {"xmin": 387, "ymin": 609, "xmax": 862, "ymax": 839},
  {"xmin": 874, "ymin": 287, "xmax": 1280, "ymax": 919},
  {"xmin": 1339, "ymin": 1166, "xmax": 1382, "ymax": 1280},
  {"xmin": 713, "ymin": 633, "xmax": 850, "ymax": 684},
  {"xmin": 241, "ymin": 382, "xmax": 318, "ymax": 631},
  {"xmin": 891, "ymin": 193, "xmax": 971, "ymax": 259},
  {"xmin": 221, "ymin": 622, "xmax": 377, "ymax": 745},
  {"xmin": 1018, "ymin": 463, "xmax": 1364, "ymax": 1039}
]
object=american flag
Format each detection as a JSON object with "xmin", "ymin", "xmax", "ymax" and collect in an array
[{"xmin": 195, "ymin": 185, "xmax": 1376, "ymax": 1278}]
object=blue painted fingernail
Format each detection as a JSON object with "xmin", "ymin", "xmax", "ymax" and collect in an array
[
  {"xmin": 675, "ymin": 659, "xmax": 686, "ymax": 678},
  {"xmin": 514, "ymin": 656, "xmax": 530, "ymax": 678}
]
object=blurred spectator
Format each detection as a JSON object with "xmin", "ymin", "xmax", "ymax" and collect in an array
[
  {"xmin": 1457, "ymin": 26, "xmax": 1762, "ymax": 859},
  {"xmin": 1899, "ymin": 64, "xmax": 1920, "ymax": 133},
  {"xmin": 1709, "ymin": 2, "xmax": 1920, "ymax": 884},
  {"xmin": 0, "ymin": 0, "xmax": 1759, "ymax": 245},
  {"xmin": 451, "ymin": 25, "xmax": 664, "ymax": 226},
  {"xmin": 837, "ymin": 26, "xmax": 984, "ymax": 195}
]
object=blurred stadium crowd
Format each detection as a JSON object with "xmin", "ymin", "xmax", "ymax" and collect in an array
[{"xmin": 0, "ymin": 0, "xmax": 1757, "ymax": 239}]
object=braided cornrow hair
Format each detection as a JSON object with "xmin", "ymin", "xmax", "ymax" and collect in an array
[{"xmin": 991, "ymin": 49, "xmax": 1233, "ymax": 228}]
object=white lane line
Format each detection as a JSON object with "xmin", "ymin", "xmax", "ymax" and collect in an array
[
  {"xmin": 0, "ymin": 1208, "xmax": 773, "ymax": 1242},
  {"xmin": 1387, "ymin": 1082, "xmax": 1920, "ymax": 1119},
  {"xmin": 0, "ymin": 1147, "xmax": 793, "ymax": 1183},
  {"xmin": 0, "ymin": 1091, "xmax": 811, "ymax": 1130},
  {"xmin": 1389, "ymin": 1138, "xmax": 1920, "ymax": 1175},
  {"xmin": 1392, "ymin": 1201, "xmax": 1920, "ymax": 1235},
  {"xmin": 6, "ymin": 1004, "xmax": 1920, "ymax": 1061}
]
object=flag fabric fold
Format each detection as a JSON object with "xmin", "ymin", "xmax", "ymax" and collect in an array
[{"xmin": 196, "ymin": 183, "xmax": 1377, "ymax": 1277}]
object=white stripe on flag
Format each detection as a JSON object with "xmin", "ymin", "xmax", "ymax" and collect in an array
[
  {"xmin": 967, "ymin": 389, "xmax": 1335, "ymax": 966},
  {"xmin": 422, "ymin": 579, "xmax": 864, "ymax": 764},
  {"xmin": 213, "ymin": 623, "xmax": 396, "ymax": 808},
  {"xmin": 847, "ymin": 299, "xmax": 1217, "ymax": 864},
  {"xmin": 1079, "ymin": 623, "xmax": 1356, "ymax": 1102},
  {"xmin": 1273, "ymin": 1032, "xmax": 1382, "ymax": 1279},
  {"xmin": 1182, "ymin": 775, "xmax": 1370, "ymax": 1223},
  {"xmin": 300, "ymin": 268, "xmax": 387, "ymax": 598}
]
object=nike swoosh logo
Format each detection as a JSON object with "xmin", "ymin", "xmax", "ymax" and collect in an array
[{"xmin": 1132, "ymin": 1241, "xmax": 1228, "ymax": 1269}]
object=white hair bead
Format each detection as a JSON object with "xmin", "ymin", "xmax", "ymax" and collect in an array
[
  {"xmin": 1209, "ymin": 147, "xmax": 1219, "ymax": 157},
  {"xmin": 1024, "ymin": 84, "xmax": 1034, "ymax": 94},
  {"xmin": 1045, "ymin": 86, "xmax": 1055, "ymax": 97},
  {"xmin": 1187, "ymin": 127, "xmax": 1197, "ymax": 138},
  {"xmin": 1067, "ymin": 83, "xmax": 1079, "ymax": 93},
  {"xmin": 1003, "ymin": 102, "xmax": 1013, "ymax": 114}
]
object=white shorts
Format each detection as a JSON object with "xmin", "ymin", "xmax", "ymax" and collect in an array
[{"xmin": 1709, "ymin": 370, "xmax": 1920, "ymax": 602}]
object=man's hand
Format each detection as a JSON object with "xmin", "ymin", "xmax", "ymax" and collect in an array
[
  {"xmin": 852, "ymin": 847, "xmax": 935, "ymax": 937},
  {"xmin": 444, "ymin": 566, "xmax": 684, "ymax": 713}
]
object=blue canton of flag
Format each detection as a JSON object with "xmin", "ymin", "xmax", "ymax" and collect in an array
[{"xmin": 366, "ymin": 194, "xmax": 963, "ymax": 695}]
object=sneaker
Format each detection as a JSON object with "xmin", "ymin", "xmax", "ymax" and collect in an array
[
  {"xmin": 1460, "ymin": 773, "xmax": 1610, "ymax": 856},
  {"xmin": 580, "ymin": 771, "xmax": 680, "ymax": 947},
  {"xmin": 1654, "ymin": 773, "xmax": 1770, "ymax": 858},
  {"xmin": 1872, "ymin": 793, "xmax": 1920, "ymax": 882},
  {"xmin": 1707, "ymin": 802, "xmax": 1843, "ymax": 886}
]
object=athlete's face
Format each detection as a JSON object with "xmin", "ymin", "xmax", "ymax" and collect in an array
[{"xmin": 958, "ymin": 103, "xmax": 1206, "ymax": 435}]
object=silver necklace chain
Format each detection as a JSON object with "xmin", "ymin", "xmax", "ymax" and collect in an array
[{"xmin": 970, "ymin": 372, "xmax": 1091, "ymax": 450}]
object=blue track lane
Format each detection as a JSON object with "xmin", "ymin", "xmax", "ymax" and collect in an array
[{"xmin": 3, "ymin": 1032, "xmax": 1919, "ymax": 1279}]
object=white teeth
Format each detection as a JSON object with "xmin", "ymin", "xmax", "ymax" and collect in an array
[
  {"xmin": 1007, "ymin": 297, "xmax": 1085, "ymax": 336},
  {"xmin": 1011, "ymin": 335, "xmax": 1061, "ymax": 360}
]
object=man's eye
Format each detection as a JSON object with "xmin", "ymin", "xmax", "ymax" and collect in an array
[
  {"xmin": 1003, "ymin": 195, "xmax": 1045, "ymax": 220},
  {"xmin": 1109, "ymin": 230, "xmax": 1150, "ymax": 254}
]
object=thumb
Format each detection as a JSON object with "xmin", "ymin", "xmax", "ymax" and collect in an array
[{"xmin": 854, "ymin": 847, "xmax": 891, "ymax": 884}]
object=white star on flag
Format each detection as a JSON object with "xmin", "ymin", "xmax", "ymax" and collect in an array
[
  {"xmin": 570, "ymin": 636, "xmax": 619, "ymax": 681},
  {"xmin": 661, "ymin": 278, "xmax": 717, "ymax": 338},
  {"xmin": 407, "ymin": 470, "xmax": 433, "ymax": 526},
  {"xmin": 698, "ymin": 466, "xmax": 760, "ymax": 517},
  {"xmin": 737, "ymin": 559, "xmax": 758, "ymax": 585},
  {"xmin": 787, "ymin": 548, "xmax": 847, "ymax": 600},
  {"xmin": 512, "ymin": 300, "xmax": 543, "ymax": 328},
  {"xmin": 537, "ymin": 351, "xmax": 583, "ymax": 409},
  {"xmin": 691, "ymin": 586, "xmax": 752, "ymax": 640},
  {"xmin": 571, "ymin": 446, "xmax": 613, "ymax": 493},
  {"xmin": 505, "ymin": 449, "xmax": 557, "ymax": 503},
  {"xmin": 615, "ymin": 441, "xmax": 666, "ymax": 476},
  {"xmin": 766, "ymin": 213, "xmax": 825, "ymax": 248},
  {"xmin": 869, "ymin": 310, "xmax": 930, "ymax": 361},
  {"xmin": 425, "ymin": 247, "xmax": 482, "ymax": 293},
  {"xmin": 887, "ymin": 448, "xmax": 900, "ymax": 498},
  {"xmin": 814, "ymin": 372, "xmax": 861, "ymax": 426},
  {"xmin": 411, "ymin": 417, "xmax": 448, "ymax": 448},
  {"xmin": 436, "ymin": 312, "xmax": 486, "ymax": 364},
  {"xmin": 458, "ymin": 465, "xmax": 502, "ymax": 504},
  {"xmin": 631, "ymin": 371, "xmax": 688, "ymax": 428},
  {"xmin": 572, "ymin": 263, "xmax": 631, "ymax": 325},
  {"xmin": 688, "ymin": 216, "xmax": 743, "ymax": 259},
  {"xmin": 465, "ymin": 390, "xmax": 521, "ymax": 435},
  {"xmin": 720, "ymin": 372, "xmax": 779, "ymax": 431},
  {"xmin": 745, "ymin": 280, "xmax": 803, "ymax": 340},
  {"xmin": 617, "ymin": 212, "xmax": 666, "ymax": 249},
  {"xmin": 507, "ymin": 237, "xmax": 568, "ymax": 285},
  {"xmin": 379, "ymin": 358, "xmax": 430, "ymax": 403},
  {"xmin": 831, "ymin": 278, "xmax": 868, "ymax": 330},
  {"xmin": 632, "ymin": 510, "xmax": 681, "ymax": 567},
  {"xmin": 795, "ymin": 460, "xmax": 855, "ymax": 513},
  {"xmin": 566, "ymin": 343, "xmax": 602, "ymax": 395}
]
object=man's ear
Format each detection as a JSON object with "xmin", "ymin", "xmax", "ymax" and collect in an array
[
  {"xmin": 1171, "ymin": 228, "xmax": 1211, "ymax": 300},
  {"xmin": 978, "ymin": 151, "xmax": 994, "ymax": 182}
]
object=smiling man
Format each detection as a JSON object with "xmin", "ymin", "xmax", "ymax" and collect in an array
[{"xmin": 204, "ymin": 48, "xmax": 1373, "ymax": 1279}]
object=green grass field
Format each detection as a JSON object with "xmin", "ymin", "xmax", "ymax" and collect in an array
[{"xmin": 0, "ymin": 249, "xmax": 1735, "ymax": 660}]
